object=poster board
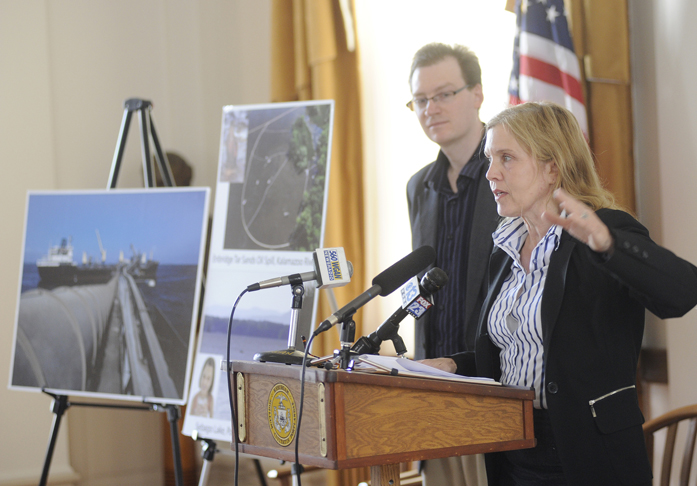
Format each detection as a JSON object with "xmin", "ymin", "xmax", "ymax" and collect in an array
[
  {"xmin": 182, "ymin": 100, "xmax": 334, "ymax": 441},
  {"xmin": 9, "ymin": 188, "xmax": 210, "ymax": 405}
]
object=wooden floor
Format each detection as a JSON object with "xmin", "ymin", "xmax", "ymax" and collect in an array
[{"xmin": 195, "ymin": 452, "xmax": 327, "ymax": 486}]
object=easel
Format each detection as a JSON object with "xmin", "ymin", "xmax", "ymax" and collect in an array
[
  {"xmin": 39, "ymin": 391, "xmax": 184, "ymax": 486},
  {"xmin": 106, "ymin": 97, "xmax": 268, "ymax": 486},
  {"xmin": 107, "ymin": 98, "xmax": 174, "ymax": 189},
  {"xmin": 191, "ymin": 434, "xmax": 268, "ymax": 486},
  {"xmin": 38, "ymin": 98, "xmax": 185, "ymax": 486}
]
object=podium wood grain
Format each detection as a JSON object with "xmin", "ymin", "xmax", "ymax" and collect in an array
[{"xmin": 230, "ymin": 360, "xmax": 535, "ymax": 483}]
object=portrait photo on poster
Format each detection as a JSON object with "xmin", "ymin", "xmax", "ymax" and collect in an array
[{"xmin": 188, "ymin": 353, "xmax": 219, "ymax": 419}]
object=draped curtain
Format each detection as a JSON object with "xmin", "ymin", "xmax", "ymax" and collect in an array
[
  {"xmin": 271, "ymin": 0, "xmax": 366, "ymax": 355},
  {"xmin": 507, "ymin": 0, "xmax": 635, "ymax": 212},
  {"xmin": 271, "ymin": 1, "xmax": 368, "ymax": 484},
  {"xmin": 568, "ymin": 0, "xmax": 635, "ymax": 213}
]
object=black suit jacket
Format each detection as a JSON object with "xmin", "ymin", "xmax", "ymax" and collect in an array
[
  {"xmin": 406, "ymin": 149, "xmax": 499, "ymax": 359},
  {"xmin": 451, "ymin": 209, "xmax": 697, "ymax": 485}
]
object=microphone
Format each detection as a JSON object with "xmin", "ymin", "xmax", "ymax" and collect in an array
[
  {"xmin": 351, "ymin": 267, "xmax": 448, "ymax": 355},
  {"xmin": 313, "ymin": 246, "xmax": 436, "ymax": 337},
  {"xmin": 247, "ymin": 248, "xmax": 352, "ymax": 291},
  {"xmin": 400, "ymin": 266, "xmax": 448, "ymax": 318}
]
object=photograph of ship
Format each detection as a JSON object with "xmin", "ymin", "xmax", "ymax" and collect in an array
[
  {"xmin": 10, "ymin": 188, "xmax": 210, "ymax": 405},
  {"xmin": 221, "ymin": 101, "xmax": 333, "ymax": 252},
  {"xmin": 36, "ymin": 232, "xmax": 115, "ymax": 287}
]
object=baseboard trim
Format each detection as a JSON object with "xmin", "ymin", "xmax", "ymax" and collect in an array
[{"xmin": 0, "ymin": 467, "xmax": 80, "ymax": 486}]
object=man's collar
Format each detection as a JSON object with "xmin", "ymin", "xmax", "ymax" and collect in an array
[
  {"xmin": 423, "ymin": 133, "xmax": 487, "ymax": 189},
  {"xmin": 422, "ymin": 150, "xmax": 451, "ymax": 190}
]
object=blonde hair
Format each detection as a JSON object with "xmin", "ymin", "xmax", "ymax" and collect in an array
[{"xmin": 486, "ymin": 102, "xmax": 620, "ymax": 211}]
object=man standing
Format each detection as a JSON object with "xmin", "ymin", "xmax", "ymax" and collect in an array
[{"xmin": 406, "ymin": 43, "xmax": 499, "ymax": 486}]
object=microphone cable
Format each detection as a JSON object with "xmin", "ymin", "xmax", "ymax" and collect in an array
[
  {"xmin": 225, "ymin": 286, "xmax": 311, "ymax": 486},
  {"xmin": 225, "ymin": 288, "xmax": 247, "ymax": 486},
  {"xmin": 293, "ymin": 332, "xmax": 318, "ymax": 486}
]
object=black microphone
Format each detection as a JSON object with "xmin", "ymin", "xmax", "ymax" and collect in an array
[
  {"xmin": 313, "ymin": 246, "xmax": 436, "ymax": 337},
  {"xmin": 351, "ymin": 267, "xmax": 448, "ymax": 355},
  {"xmin": 246, "ymin": 248, "xmax": 353, "ymax": 291}
]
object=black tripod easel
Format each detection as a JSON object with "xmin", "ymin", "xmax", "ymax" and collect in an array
[
  {"xmin": 191, "ymin": 433, "xmax": 268, "ymax": 486},
  {"xmin": 38, "ymin": 98, "xmax": 184, "ymax": 486},
  {"xmin": 39, "ymin": 391, "xmax": 185, "ymax": 486},
  {"xmin": 107, "ymin": 98, "xmax": 174, "ymax": 189}
]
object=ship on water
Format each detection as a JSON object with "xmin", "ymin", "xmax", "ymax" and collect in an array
[
  {"xmin": 127, "ymin": 244, "xmax": 159, "ymax": 281},
  {"xmin": 36, "ymin": 232, "xmax": 116, "ymax": 287}
]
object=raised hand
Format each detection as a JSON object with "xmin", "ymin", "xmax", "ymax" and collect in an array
[{"xmin": 543, "ymin": 188, "xmax": 614, "ymax": 253}]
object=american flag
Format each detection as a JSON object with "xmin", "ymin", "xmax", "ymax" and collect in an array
[{"xmin": 508, "ymin": 0, "xmax": 587, "ymax": 133}]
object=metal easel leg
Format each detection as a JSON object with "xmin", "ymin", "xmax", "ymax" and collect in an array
[
  {"xmin": 149, "ymin": 112, "xmax": 174, "ymax": 187},
  {"xmin": 107, "ymin": 108, "xmax": 134, "ymax": 189},
  {"xmin": 38, "ymin": 394, "xmax": 69, "ymax": 486},
  {"xmin": 195, "ymin": 437, "xmax": 268, "ymax": 486},
  {"xmin": 197, "ymin": 439, "xmax": 216, "ymax": 486},
  {"xmin": 163, "ymin": 404, "xmax": 184, "ymax": 486},
  {"xmin": 107, "ymin": 98, "xmax": 174, "ymax": 189},
  {"xmin": 137, "ymin": 105, "xmax": 154, "ymax": 187}
]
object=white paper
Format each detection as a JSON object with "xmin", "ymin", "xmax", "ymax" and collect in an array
[{"xmin": 354, "ymin": 355, "xmax": 497, "ymax": 384}]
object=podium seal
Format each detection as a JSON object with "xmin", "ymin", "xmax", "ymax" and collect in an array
[{"xmin": 267, "ymin": 383, "xmax": 297, "ymax": 446}]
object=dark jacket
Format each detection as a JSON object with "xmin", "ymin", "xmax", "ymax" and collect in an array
[
  {"xmin": 406, "ymin": 149, "xmax": 499, "ymax": 359},
  {"xmin": 451, "ymin": 208, "xmax": 697, "ymax": 485}
]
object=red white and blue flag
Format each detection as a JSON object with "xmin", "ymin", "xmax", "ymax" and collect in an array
[{"xmin": 508, "ymin": 0, "xmax": 587, "ymax": 133}]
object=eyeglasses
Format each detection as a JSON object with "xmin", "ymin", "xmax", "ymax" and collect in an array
[{"xmin": 406, "ymin": 84, "xmax": 472, "ymax": 111}]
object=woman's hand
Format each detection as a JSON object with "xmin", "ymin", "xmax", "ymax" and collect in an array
[
  {"xmin": 543, "ymin": 188, "xmax": 614, "ymax": 253},
  {"xmin": 417, "ymin": 357, "xmax": 457, "ymax": 373}
]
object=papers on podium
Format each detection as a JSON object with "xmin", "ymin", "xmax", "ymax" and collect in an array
[{"xmin": 353, "ymin": 355, "xmax": 500, "ymax": 386}]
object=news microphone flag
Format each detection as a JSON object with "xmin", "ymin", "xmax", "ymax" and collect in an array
[
  {"xmin": 247, "ymin": 247, "xmax": 352, "ymax": 291},
  {"xmin": 399, "ymin": 276, "xmax": 433, "ymax": 319},
  {"xmin": 508, "ymin": 0, "xmax": 587, "ymax": 134},
  {"xmin": 351, "ymin": 267, "xmax": 447, "ymax": 356},
  {"xmin": 313, "ymin": 246, "xmax": 436, "ymax": 336},
  {"xmin": 312, "ymin": 247, "xmax": 351, "ymax": 289}
]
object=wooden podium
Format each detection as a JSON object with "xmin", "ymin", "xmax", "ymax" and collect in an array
[{"xmin": 229, "ymin": 360, "xmax": 535, "ymax": 486}]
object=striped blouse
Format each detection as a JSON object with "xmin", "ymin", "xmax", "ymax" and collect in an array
[{"xmin": 488, "ymin": 217, "xmax": 562, "ymax": 409}]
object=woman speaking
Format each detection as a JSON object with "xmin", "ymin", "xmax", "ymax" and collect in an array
[{"xmin": 422, "ymin": 101, "xmax": 697, "ymax": 485}]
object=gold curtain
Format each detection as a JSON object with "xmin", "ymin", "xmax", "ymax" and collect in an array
[
  {"xmin": 506, "ymin": 0, "xmax": 635, "ymax": 212},
  {"xmin": 569, "ymin": 0, "xmax": 635, "ymax": 212},
  {"xmin": 271, "ymin": 0, "xmax": 366, "ymax": 356},
  {"xmin": 271, "ymin": 1, "xmax": 367, "ymax": 485}
]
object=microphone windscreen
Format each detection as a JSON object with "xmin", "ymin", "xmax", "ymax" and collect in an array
[
  {"xmin": 372, "ymin": 245, "xmax": 436, "ymax": 297},
  {"xmin": 421, "ymin": 267, "xmax": 449, "ymax": 294}
]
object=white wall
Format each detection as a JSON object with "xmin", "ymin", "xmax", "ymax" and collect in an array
[
  {"xmin": 630, "ymin": 0, "xmax": 697, "ymax": 414},
  {"xmin": 0, "ymin": 1, "xmax": 270, "ymax": 484},
  {"xmin": 355, "ymin": 0, "xmax": 516, "ymax": 350}
]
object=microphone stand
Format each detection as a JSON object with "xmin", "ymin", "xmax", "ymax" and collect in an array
[
  {"xmin": 308, "ymin": 313, "xmax": 358, "ymax": 371},
  {"xmin": 338, "ymin": 316, "xmax": 356, "ymax": 370},
  {"xmin": 352, "ymin": 307, "xmax": 409, "ymax": 356},
  {"xmin": 253, "ymin": 276, "xmax": 307, "ymax": 365},
  {"xmin": 313, "ymin": 305, "xmax": 413, "ymax": 369}
]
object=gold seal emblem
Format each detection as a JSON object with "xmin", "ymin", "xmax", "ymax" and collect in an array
[{"xmin": 267, "ymin": 383, "xmax": 297, "ymax": 447}]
